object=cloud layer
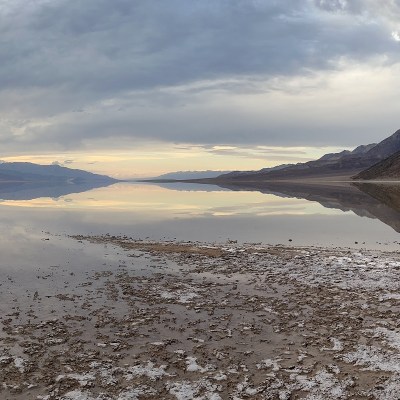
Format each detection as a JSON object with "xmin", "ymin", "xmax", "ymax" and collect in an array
[{"xmin": 1, "ymin": 0, "xmax": 400, "ymax": 153}]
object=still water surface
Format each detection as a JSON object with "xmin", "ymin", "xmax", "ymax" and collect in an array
[{"xmin": 1, "ymin": 181, "xmax": 400, "ymax": 255}]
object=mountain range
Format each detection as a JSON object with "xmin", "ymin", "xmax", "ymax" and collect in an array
[
  {"xmin": 353, "ymin": 150, "xmax": 400, "ymax": 180},
  {"xmin": 219, "ymin": 164, "xmax": 294, "ymax": 178},
  {"xmin": 3, "ymin": 128, "xmax": 400, "ymax": 186},
  {"xmin": 0, "ymin": 162, "xmax": 116, "ymax": 183},
  {"xmin": 210, "ymin": 128, "xmax": 400, "ymax": 182},
  {"xmin": 152, "ymin": 170, "xmax": 231, "ymax": 180}
]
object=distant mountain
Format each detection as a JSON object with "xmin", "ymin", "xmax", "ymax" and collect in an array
[
  {"xmin": 211, "ymin": 129, "xmax": 400, "ymax": 182},
  {"xmin": 152, "ymin": 170, "xmax": 231, "ymax": 180},
  {"xmin": 0, "ymin": 162, "xmax": 117, "ymax": 183},
  {"xmin": 318, "ymin": 144, "xmax": 376, "ymax": 162},
  {"xmin": 220, "ymin": 164, "xmax": 294, "ymax": 178},
  {"xmin": 362, "ymin": 131, "xmax": 400, "ymax": 160},
  {"xmin": 352, "ymin": 143, "xmax": 379, "ymax": 155},
  {"xmin": 353, "ymin": 150, "xmax": 400, "ymax": 180},
  {"xmin": 318, "ymin": 150, "xmax": 351, "ymax": 162}
]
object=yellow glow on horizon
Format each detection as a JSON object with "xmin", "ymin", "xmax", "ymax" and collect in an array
[{"xmin": 0, "ymin": 143, "xmax": 351, "ymax": 179}]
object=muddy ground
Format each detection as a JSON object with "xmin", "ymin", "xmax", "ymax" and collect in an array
[{"xmin": 1, "ymin": 235, "xmax": 400, "ymax": 399}]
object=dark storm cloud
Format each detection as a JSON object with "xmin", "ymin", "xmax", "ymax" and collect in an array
[{"xmin": 0, "ymin": 0, "xmax": 399, "ymax": 151}]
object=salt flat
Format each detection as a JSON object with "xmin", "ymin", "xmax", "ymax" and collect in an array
[{"xmin": 1, "ymin": 236, "xmax": 400, "ymax": 399}]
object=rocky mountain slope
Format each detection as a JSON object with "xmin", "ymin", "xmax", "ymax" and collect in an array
[
  {"xmin": 215, "ymin": 129, "xmax": 400, "ymax": 181},
  {"xmin": 353, "ymin": 150, "xmax": 400, "ymax": 180},
  {"xmin": 220, "ymin": 164, "xmax": 294, "ymax": 178}
]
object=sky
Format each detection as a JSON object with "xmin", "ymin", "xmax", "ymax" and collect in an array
[{"xmin": 0, "ymin": 0, "xmax": 400, "ymax": 178}]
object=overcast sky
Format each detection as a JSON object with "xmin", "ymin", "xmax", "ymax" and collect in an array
[{"xmin": 1, "ymin": 0, "xmax": 400, "ymax": 176}]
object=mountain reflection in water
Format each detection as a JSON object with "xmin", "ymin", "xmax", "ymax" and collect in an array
[
  {"xmin": 0, "ymin": 181, "xmax": 114, "ymax": 201},
  {"xmin": 211, "ymin": 181, "xmax": 400, "ymax": 234},
  {"xmin": 1, "ymin": 180, "xmax": 400, "ymax": 248},
  {"xmin": 2, "ymin": 180, "xmax": 400, "ymax": 235}
]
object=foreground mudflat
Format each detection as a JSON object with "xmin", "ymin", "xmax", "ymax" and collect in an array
[{"xmin": 1, "ymin": 236, "xmax": 400, "ymax": 399}]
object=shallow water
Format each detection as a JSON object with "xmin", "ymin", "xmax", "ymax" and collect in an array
[
  {"xmin": 0, "ymin": 180, "xmax": 400, "ymax": 252},
  {"xmin": 2, "ymin": 180, "xmax": 400, "ymax": 398}
]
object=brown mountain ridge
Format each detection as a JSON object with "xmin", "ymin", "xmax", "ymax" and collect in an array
[
  {"xmin": 212, "ymin": 128, "xmax": 400, "ymax": 182},
  {"xmin": 353, "ymin": 149, "xmax": 400, "ymax": 180}
]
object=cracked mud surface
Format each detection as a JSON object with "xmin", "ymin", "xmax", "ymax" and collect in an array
[{"xmin": 2, "ymin": 235, "xmax": 400, "ymax": 399}]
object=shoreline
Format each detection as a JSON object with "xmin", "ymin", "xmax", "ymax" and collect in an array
[{"xmin": 1, "ymin": 236, "xmax": 400, "ymax": 399}]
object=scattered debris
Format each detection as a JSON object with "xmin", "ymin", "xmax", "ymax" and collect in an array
[{"xmin": 1, "ymin": 235, "xmax": 400, "ymax": 398}]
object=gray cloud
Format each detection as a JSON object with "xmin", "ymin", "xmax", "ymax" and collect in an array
[
  {"xmin": 203, "ymin": 146, "xmax": 309, "ymax": 161},
  {"xmin": 0, "ymin": 0, "xmax": 400, "ymax": 152},
  {"xmin": 3, "ymin": 0, "xmax": 398, "ymax": 92}
]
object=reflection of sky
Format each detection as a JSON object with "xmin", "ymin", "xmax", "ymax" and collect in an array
[
  {"xmin": 0, "ymin": 182, "xmax": 398, "ymax": 250},
  {"xmin": 0, "ymin": 182, "xmax": 342, "ymax": 218}
]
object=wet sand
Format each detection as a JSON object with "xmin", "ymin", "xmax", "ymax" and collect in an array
[{"xmin": 1, "ymin": 235, "xmax": 400, "ymax": 399}]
